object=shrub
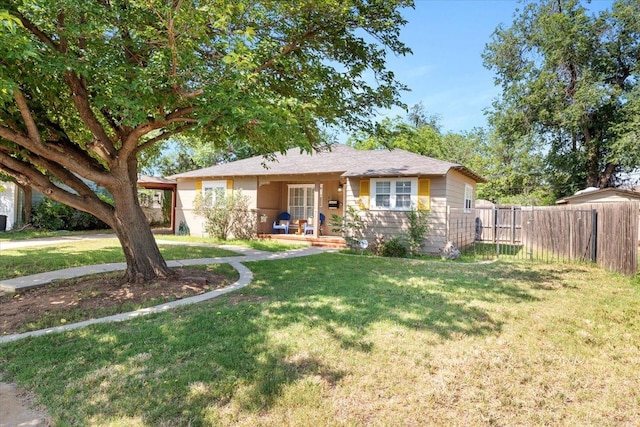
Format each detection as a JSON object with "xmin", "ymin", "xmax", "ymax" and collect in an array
[
  {"xmin": 330, "ymin": 205, "xmax": 367, "ymax": 250},
  {"xmin": 194, "ymin": 189, "xmax": 255, "ymax": 240},
  {"xmin": 381, "ymin": 236, "xmax": 408, "ymax": 258},
  {"xmin": 31, "ymin": 198, "xmax": 109, "ymax": 231},
  {"xmin": 405, "ymin": 208, "xmax": 431, "ymax": 256}
]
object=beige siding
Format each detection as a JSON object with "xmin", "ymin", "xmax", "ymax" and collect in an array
[
  {"xmin": 445, "ymin": 171, "xmax": 478, "ymax": 248},
  {"xmin": 174, "ymin": 177, "xmax": 257, "ymax": 237},
  {"xmin": 567, "ymin": 194, "xmax": 640, "ymax": 203},
  {"xmin": 346, "ymin": 176, "xmax": 449, "ymax": 254},
  {"xmin": 445, "ymin": 170, "xmax": 477, "ymax": 209}
]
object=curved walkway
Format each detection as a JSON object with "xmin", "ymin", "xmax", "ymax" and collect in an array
[{"xmin": 0, "ymin": 242, "xmax": 333, "ymax": 344}]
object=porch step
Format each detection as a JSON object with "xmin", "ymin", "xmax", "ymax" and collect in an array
[
  {"xmin": 310, "ymin": 240, "xmax": 347, "ymax": 249},
  {"xmin": 258, "ymin": 233, "xmax": 346, "ymax": 249}
]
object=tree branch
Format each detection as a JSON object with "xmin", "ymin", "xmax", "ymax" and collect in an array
[
  {"xmin": 0, "ymin": 124, "xmax": 112, "ymax": 186},
  {"xmin": 0, "ymin": 149, "xmax": 113, "ymax": 225},
  {"xmin": 12, "ymin": 10, "xmax": 61, "ymax": 51},
  {"xmin": 254, "ymin": 26, "xmax": 321, "ymax": 74},
  {"xmin": 12, "ymin": 88, "xmax": 41, "ymax": 144},
  {"xmin": 122, "ymin": 112, "xmax": 198, "ymax": 158},
  {"xmin": 135, "ymin": 123, "xmax": 194, "ymax": 154},
  {"xmin": 64, "ymin": 71, "xmax": 118, "ymax": 159}
]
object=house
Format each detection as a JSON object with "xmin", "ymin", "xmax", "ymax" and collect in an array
[
  {"xmin": 137, "ymin": 175, "xmax": 177, "ymax": 230},
  {"xmin": 0, "ymin": 182, "xmax": 44, "ymax": 231},
  {"xmin": 556, "ymin": 186, "xmax": 640, "ymax": 205},
  {"xmin": 171, "ymin": 144, "xmax": 485, "ymax": 253}
]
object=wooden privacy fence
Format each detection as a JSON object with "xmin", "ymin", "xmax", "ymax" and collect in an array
[{"xmin": 447, "ymin": 202, "xmax": 639, "ymax": 276}]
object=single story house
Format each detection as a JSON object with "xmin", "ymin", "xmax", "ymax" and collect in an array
[
  {"xmin": 171, "ymin": 144, "xmax": 485, "ymax": 253},
  {"xmin": 556, "ymin": 186, "xmax": 640, "ymax": 205}
]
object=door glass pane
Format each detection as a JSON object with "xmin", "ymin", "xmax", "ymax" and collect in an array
[
  {"xmin": 289, "ymin": 187, "xmax": 305, "ymax": 219},
  {"xmin": 306, "ymin": 188, "xmax": 315, "ymax": 219}
]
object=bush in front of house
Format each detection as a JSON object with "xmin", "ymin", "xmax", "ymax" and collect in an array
[
  {"xmin": 32, "ymin": 198, "xmax": 110, "ymax": 231},
  {"xmin": 380, "ymin": 236, "xmax": 408, "ymax": 258},
  {"xmin": 194, "ymin": 189, "xmax": 255, "ymax": 240},
  {"xmin": 405, "ymin": 207, "xmax": 431, "ymax": 256}
]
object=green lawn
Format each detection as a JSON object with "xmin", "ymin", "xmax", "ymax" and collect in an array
[
  {"xmin": 0, "ymin": 228, "xmax": 110, "ymax": 241},
  {"xmin": 1, "ymin": 254, "xmax": 639, "ymax": 426},
  {"xmin": 156, "ymin": 234, "xmax": 309, "ymax": 252},
  {"xmin": 0, "ymin": 238, "xmax": 240, "ymax": 280}
]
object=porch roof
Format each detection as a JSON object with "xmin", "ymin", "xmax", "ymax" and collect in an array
[{"xmin": 170, "ymin": 144, "xmax": 485, "ymax": 183}]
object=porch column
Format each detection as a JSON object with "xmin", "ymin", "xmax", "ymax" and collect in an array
[{"xmin": 313, "ymin": 180, "xmax": 321, "ymax": 238}]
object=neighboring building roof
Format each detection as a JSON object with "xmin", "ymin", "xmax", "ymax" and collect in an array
[
  {"xmin": 170, "ymin": 144, "xmax": 486, "ymax": 183},
  {"xmin": 556, "ymin": 187, "xmax": 640, "ymax": 204},
  {"xmin": 137, "ymin": 175, "xmax": 176, "ymax": 189}
]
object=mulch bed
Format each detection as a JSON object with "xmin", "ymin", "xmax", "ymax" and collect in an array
[{"xmin": 0, "ymin": 267, "xmax": 232, "ymax": 336}]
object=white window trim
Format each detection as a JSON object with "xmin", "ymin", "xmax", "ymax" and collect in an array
[
  {"xmin": 464, "ymin": 183, "xmax": 473, "ymax": 213},
  {"xmin": 202, "ymin": 180, "xmax": 227, "ymax": 206},
  {"xmin": 370, "ymin": 178, "xmax": 418, "ymax": 211}
]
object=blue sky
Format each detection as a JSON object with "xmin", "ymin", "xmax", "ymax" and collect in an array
[{"xmin": 381, "ymin": 0, "xmax": 614, "ymax": 134}]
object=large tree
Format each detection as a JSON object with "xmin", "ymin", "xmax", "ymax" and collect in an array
[
  {"xmin": 0, "ymin": 0, "xmax": 411, "ymax": 282},
  {"xmin": 483, "ymin": 0, "xmax": 640, "ymax": 198}
]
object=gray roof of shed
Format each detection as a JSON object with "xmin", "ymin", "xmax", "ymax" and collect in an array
[{"xmin": 170, "ymin": 144, "xmax": 485, "ymax": 183}]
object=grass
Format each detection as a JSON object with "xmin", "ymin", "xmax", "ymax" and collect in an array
[
  {"xmin": 0, "ymin": 238, "xmax": 240, "ymax": 280},
  {"xmin": 0, "ymin": 228, "xmax": 110, "ymax": 241},
  {"xmin": 156, "ymin": 235, "xmax": 309, "ymax": 252},
  {"xmin": 1, "ymin": 254, "xmax": 639, "ymax": 426}
]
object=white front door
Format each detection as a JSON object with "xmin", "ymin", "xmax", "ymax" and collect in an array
[{"xmin": 288, "ymin": 184, "xmax": 315, "ymax": 220}]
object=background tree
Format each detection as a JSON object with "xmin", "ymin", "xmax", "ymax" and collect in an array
[
  {"xmin": 348, "ymin": 104, "xmax": 551, "ymax": 204},
  {"xmin": 142, "ymin": 136, "xmax": 263, "ymax": 177},
  {"xmin": 0, "ymin": 0, "xmax": 411, "ymax": 282},
  {"xmin": 483, "ymin": 0, "xmax": 640, "ymax": 199}
]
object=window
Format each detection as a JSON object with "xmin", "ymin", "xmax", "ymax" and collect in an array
[
  {"xmin": 288, "ymin": 184, "xmax": 320, "ymax": 220},
  {"xmin": 375, "ymin": 181, "xmax": 391, "ymax": 208},
  {"xmin": 464, "ymin": 184, "xmax": 473, "ymax": 212},
  {"xmin": 370, "ymin": 178, "xmax": 417, "ymax": 210},
  {"xmin": 202, "ymin": 180, "xmax": 227, "ymax": 206}
]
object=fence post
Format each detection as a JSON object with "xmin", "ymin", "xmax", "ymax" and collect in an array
[
  {"xmin": 528, "ymin": 208, "xmax": 534, "ymax": 261},
  {"xmin": 493, "ymin": 206, "xmax": 498, "ymax": 243},
  {"xmin": 511, "ymin": 206, "xmax": 516, "ymax": 244},
  {"xmin": 591, "ymin": 209, "xmax": 597, "ymax": 263},
  {"xmin": 494, "ymin": 207, "xmax": 499, "ymax": 258}
]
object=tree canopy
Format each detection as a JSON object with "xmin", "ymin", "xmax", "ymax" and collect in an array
[
  {"xmin": 348, "ymin": 103, "xmax": 551, "ymax": 204},
  {"xmin": 0, "ymin": 0, "xmax": 412, "ymax": 281},
  {"xmin": 483, "ymin": 0, "xmax": 640, "ymax": 198}
]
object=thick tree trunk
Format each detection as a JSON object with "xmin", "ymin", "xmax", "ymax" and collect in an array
[
  {"xmin": 109, "ymin": 178, "xmax": 172, "ymax": 283},
  {"xmin": 23, "ymin": 186, "xmax": 32, "ymax": 224}
]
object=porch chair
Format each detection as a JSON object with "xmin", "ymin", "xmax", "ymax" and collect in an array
[
  {"xmin": 272, "ymin": 212, "xmax": 291, "ymax": 234},
  {"xmin": 303, "ymin": 213, "xmax": 325, "ymax": 235}
]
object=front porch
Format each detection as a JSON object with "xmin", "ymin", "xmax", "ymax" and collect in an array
[
  {"xmin": 258, "ymin": 233, "xmax": 346, "ymax": 249},
  {"xmin": 255, "ymin": 174, "xmax": 345, "ymax": 240}
]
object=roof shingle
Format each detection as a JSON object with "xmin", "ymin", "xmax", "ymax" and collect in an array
[{"xmin": 170, "ymin": 144, "xmax": 485, "ymax": 182}]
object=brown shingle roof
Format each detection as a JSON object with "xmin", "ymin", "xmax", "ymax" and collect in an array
[{"xmin": 170, "ymin": 144, "xmax": 485, "ymax": 182}]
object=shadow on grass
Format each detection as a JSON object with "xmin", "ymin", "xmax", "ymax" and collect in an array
[{"xmin": 0, "ymin": 253, "xmax": 566, "ymax": 425}]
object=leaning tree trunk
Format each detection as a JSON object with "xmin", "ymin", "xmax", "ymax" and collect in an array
[{"xmin": 108, "ymin": 176, "xmax": 172, "ymax": 283}]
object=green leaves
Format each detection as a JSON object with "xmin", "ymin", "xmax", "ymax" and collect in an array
[{"xmin": 484, "ymin": 0, "xmax": 640, "ymax": 197}]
